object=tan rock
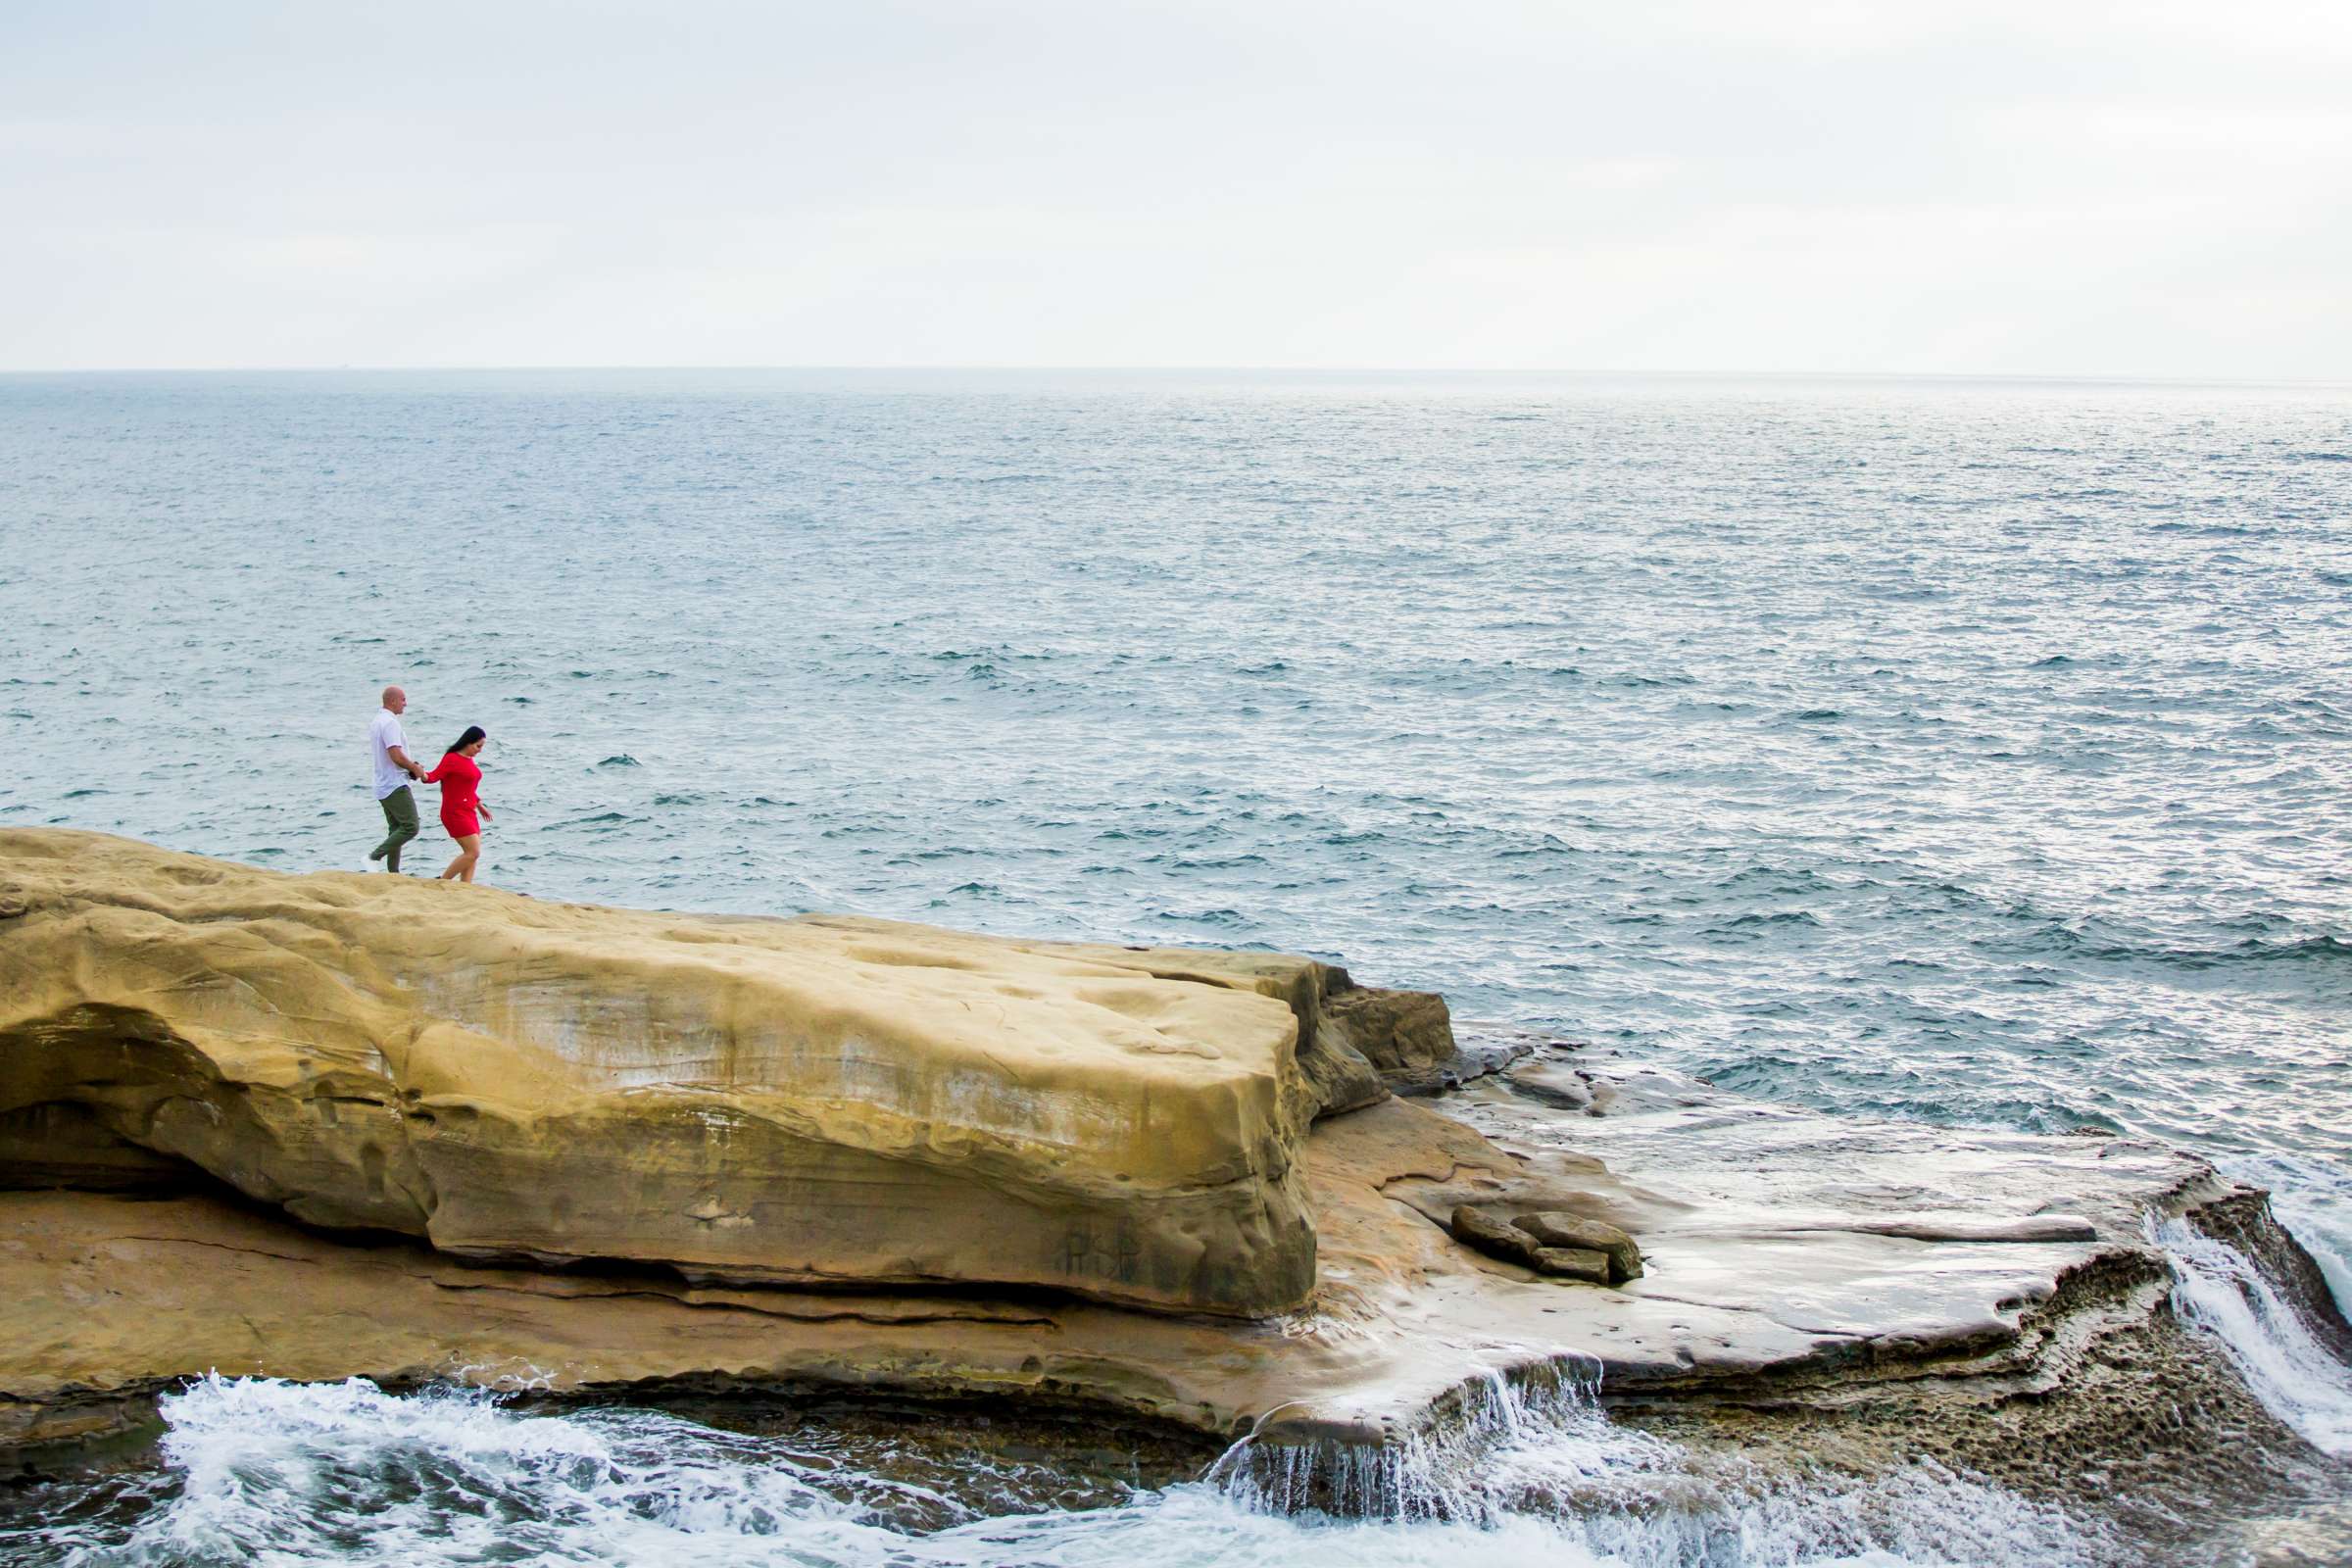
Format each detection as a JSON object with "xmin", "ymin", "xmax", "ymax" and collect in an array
[
  {"xmin": 0, "ymin": 1098, "xmax": 1590, "ymax": 1456},
  {"xmin": 1448, "ymin": 1202, "xmax": 1540, "ymax": 1265},
  {"xmin": 1447, "ymin": 1203, "xmax": 1617, "ymax": 1283},
  {"xmin": 0, "ymin": 830, "xmax": 1439, "ymax": 1316},
  {"xmin": 1439, "ymin": 1212, "xmax": 1608, "ymax": 1278},
  {"xmin": 6, "ymin": 829, "xmax": 2340, "ymax": 1544},
  {"xmin": 1324, "ymin": 985, "xmax": 1454, "ymax": 1086},
  {"xmin": 2, "ymin": 1040, "xmax": 2331, "ymax": 1544},
  {"xmin": 1514, "ymin": 1210, "xmax": 1643, "ymax": 1282},
  {"xmin": 1530, "ymin": 1245, "xmax": 1611, "ymax": 1283}
]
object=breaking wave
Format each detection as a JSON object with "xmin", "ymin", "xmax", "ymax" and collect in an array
[
  {"xmin": 1, "ymin": 1373, "xmax": 2103, "ymax": 1568},
  {"xmin": 2153, "ymin": 1213, "xmax": 2352, "ymax": 1457}
]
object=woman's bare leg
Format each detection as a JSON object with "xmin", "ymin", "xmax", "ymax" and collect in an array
[{"xmin": 440, "ymin": 835, "xmax": 483, "ymax": 882}]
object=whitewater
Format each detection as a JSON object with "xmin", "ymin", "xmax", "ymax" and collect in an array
[{"xmin": 0, "ymin": 369, "xmax": 2345, "ymax": 1562}]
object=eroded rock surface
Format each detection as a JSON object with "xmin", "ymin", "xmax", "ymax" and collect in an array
[
  {"xmin": 4, "ymin": 833, "xmax": 2346, "ymax": 1562},
  {"xmin": 1447, "ymin": 1204, "xmax": 1623, "ymax": 1283},
  {"xmin": 5, "ymin": 1069, "xmax": 2332, "ymax": 1500},
  {"xmin": 0, "ymin": 830, "xmax": 1439, "ymax": 1316}
]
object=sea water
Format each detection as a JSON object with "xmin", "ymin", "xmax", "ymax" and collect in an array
[
  {"xmin": 0, "ymin": 369, "xmax": 2346, "ymax": 1562},
  {"xmin": 1, "ymin": 1372, "xmax": 2107, "ymax": 1568}
]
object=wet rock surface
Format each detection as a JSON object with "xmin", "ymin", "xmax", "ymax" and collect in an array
[
  {"xmin": 1445, "ymin": 1204, "xmax": 1639, "ymax": 1284},
  {"xmin": 7, "ymin": 1043, "xmax": 2331, "ymax": 1480},
  {"xmin": 1514, "ymin": 1211, "xmax": 1643, "ymax": 1282},
  {"xmin": 1, "ymin": 838, "xmax": 2346, "ymax": 1562}
]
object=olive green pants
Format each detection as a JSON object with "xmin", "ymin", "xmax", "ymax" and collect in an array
[{"xmin": 370, "ymin": 785, "xmax": 419, "ymax": 871}]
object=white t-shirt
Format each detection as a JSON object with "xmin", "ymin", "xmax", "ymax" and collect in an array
[{"xmin": 369, "ymin": 710, "xmax": 411, "ymax": 800}]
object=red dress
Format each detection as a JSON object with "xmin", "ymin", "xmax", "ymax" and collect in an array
[{"xmin": 423, "ymin": 753, "xmax": 484, "ymax": 838}]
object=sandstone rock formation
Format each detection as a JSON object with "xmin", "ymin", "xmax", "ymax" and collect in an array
[
  {"xmin": 1514, "ymin": 1210, "xmax": 1642, "ymax": 1281},
  {"xmin": 0, "ymin": 830, "xmax": 1439, "ymax": 1317},
  {"xmin": 1446, "ymin": 1203, "xmax": 1642, "ymax": 1284},
  {"xmin": 7, "ymin": 1051, "xmax": 2339, "ymax": 1534},
  {"xmin": 5, "ymin": 831, "xmax": 2346, "ymax": 1562}
]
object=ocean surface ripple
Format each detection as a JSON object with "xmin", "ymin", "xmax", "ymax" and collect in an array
[{"xmin": 0, "ymin": 369, "xmax": 2346, "ymax": 1561}]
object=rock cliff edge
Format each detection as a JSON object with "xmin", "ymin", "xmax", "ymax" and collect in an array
[
  {"xmin": 0, "ymin": 830, "xmax": 1435, "ymax": 1316},
  {"xmin": 4, "ymin": 829, "xmax": 2345, "ymax": 1543}
]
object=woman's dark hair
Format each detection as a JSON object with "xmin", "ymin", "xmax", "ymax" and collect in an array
[{"xmin": 445, "ymin": 725, "xmax": 487, "ymax": 756}]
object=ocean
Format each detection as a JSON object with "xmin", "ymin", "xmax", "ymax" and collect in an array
[{"xmin": 1, "ymin": 369, "xmax": 2347, "ymax": 1563}]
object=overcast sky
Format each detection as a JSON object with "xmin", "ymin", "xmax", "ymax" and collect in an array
[{"xmin": 5, "ymin": 0, "xmax": 2349, "ymax": 375}]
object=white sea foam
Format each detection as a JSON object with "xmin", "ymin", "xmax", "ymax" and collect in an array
[
  {"xmin": 1207, "ymin": 1368, "xmax": 2101, "ymax": 1568},
  {"xmin": 19, "ymin": 1372, "xmax": 2104, "ymax": 1568},
  {"xmin": 2154, "ymin": 1211, "xmax": 2352, "ymax": 1457},
  {"xmin": 2224, "ymin": 1152, "xmax": 2352, "ymax": 1316},
  {"xmin": 8, "ymin": 371, "xmax": 2351, "ymax": 1562}
]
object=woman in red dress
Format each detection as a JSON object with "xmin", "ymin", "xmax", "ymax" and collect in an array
[{"xmin": 423, "ymin": 726, "xmax": 495, "ymax": 883}]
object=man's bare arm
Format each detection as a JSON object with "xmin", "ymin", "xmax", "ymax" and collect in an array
[{"xmin": 388, "ymin": 745, "xmax": 424, "ymax": 780}]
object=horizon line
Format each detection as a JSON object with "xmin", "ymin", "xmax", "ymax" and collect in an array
[{"xmin": 3, "ymin": 365, "xmax": 2349, "ymax": 390}]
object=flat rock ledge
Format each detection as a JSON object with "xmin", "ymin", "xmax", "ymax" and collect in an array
[
  {"xmin": 0, "ymin": 830, "xmax": 1442, "ymax": 1318},
  {"xmin": 2, "ymin": 831, "xmax": 2346, "ymax": 1541}
]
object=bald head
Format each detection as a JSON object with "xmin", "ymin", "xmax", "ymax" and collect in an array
[{"xmin": 382, "ymin": 686, "xmax": 407, "ymax": 714}]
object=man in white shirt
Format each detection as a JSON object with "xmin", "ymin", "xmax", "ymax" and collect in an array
[{"xmin": 367, "ymin": 685, "xmax": 427, "ymax": 871}]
